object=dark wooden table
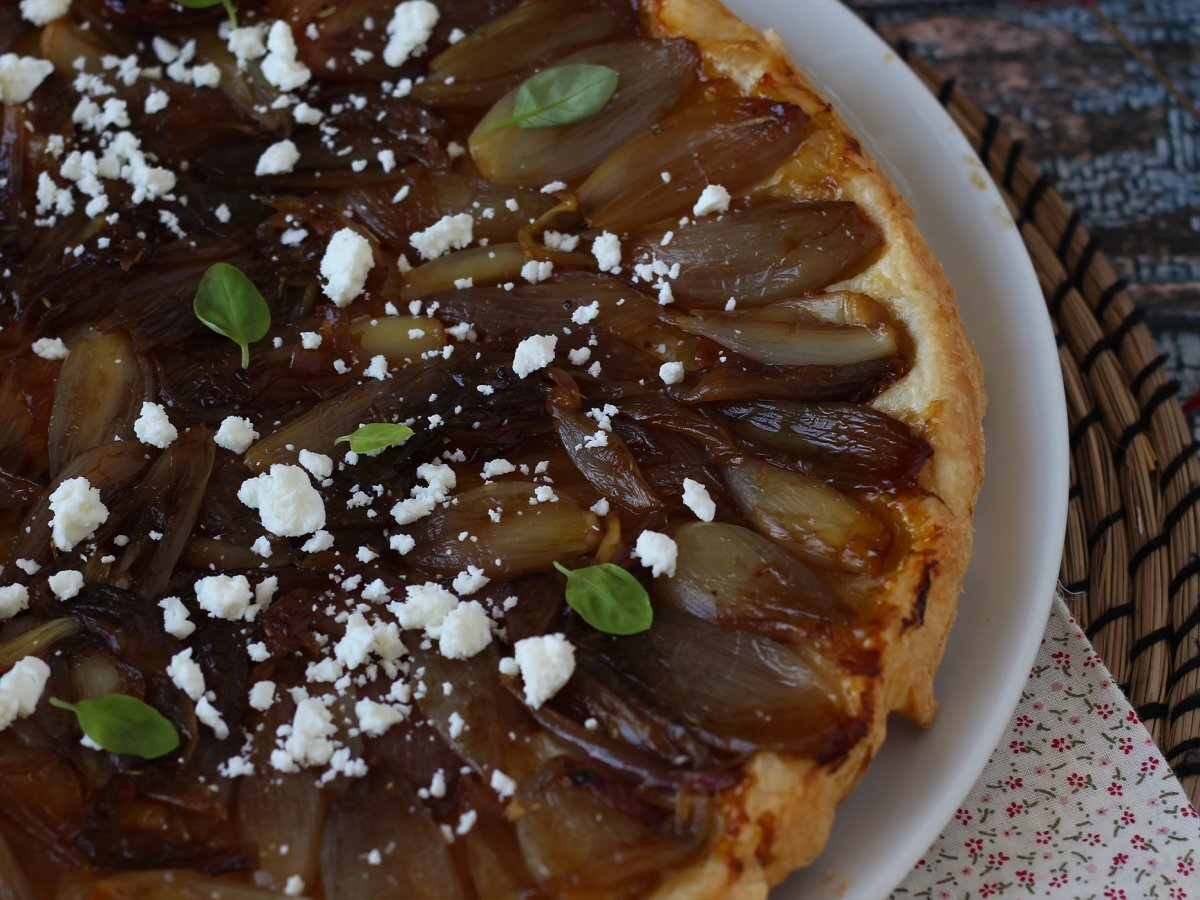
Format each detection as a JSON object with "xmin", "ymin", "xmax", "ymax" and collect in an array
[{"xmin": 846, "ymin": 0, "xmax": 1200, "ymax": 440}]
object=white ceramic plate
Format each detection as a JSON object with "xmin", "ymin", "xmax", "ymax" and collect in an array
[{"xmin": 716, "ymin": 1, "xmax": 1071, "ymax": 896}]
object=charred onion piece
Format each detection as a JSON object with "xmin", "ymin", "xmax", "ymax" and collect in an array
[
  {"xmin": 631, "ymin": 201, "xmax": 883, "ymax": 307},
  {"xmin": 579, "ymin": 98, "xmax": 808, "ymax": 232},
  {"xmin": 469, "ymin": 39, "xmax": 700, "ymax": 186},
  {"xmin": 669, "ymin": 355, "xmax": 908, "ymax": 404}
]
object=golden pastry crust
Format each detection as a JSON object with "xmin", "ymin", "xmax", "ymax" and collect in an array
[{"xmin": 638, "ymin": 0, "xmax": 987, "ymax": 894}]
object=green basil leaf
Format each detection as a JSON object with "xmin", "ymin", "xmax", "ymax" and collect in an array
[
  {"xmin": 192, "ymin": 262, "xmax": 271, "ymax": 368},
  {"xmin": 176, "ymin": 0, "xmax": 238, "ymax": 28},
  {"xmin": 335, "ymin": 423, "xmax": 415, "ymax": 454},
  {"xmin": 490, "ymin": 64, "xmax": 619, "ymax": 131},
  {"xmin": 50, "ymin": 695, "xmax": 180, "ymax": 760},
  {"xmin": 553, "ymin": 561, "xmax": 652, "ymax": 635}
]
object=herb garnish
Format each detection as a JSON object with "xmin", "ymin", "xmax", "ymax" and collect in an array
[
  {"xmin": 192, "ymin": 262, "xmax": 271, "ymax": 368},
  {"xmin": 553, "ymin": 561, "xmax": 653, "ymax": 635},
  {"xmin": 176, "ymin": 0, "xmax": 238, "ymax": 29},
  {"xmin": 50, "ymin": 695, "xmax": 180, "ymax": 760},
  {"xmin": 336, "ymin": 423, "xmax": 415, "ymax": 454},
  {"xmin": 489, "ymin": 64, "xmax": 620, "ymax": 131}
]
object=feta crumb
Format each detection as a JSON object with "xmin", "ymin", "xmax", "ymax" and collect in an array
[
  {"xmin": 543, "ymin": 230, "xmax": 579, "ymax": 252},
  {"xmin": 214, "ymin": 416, "xmax": 258, "ymax": 454},
  {"xmin": 227, "ymin": 25, "xmax": 267, "ymax": 64},
  {"xmin": 481, "ymin": 459, "xmax": 515, "ymax": 479},
  {"xmin": 214, "ymin": 203, "xmax": 231, "ymax": 224},
  {"xmin": 512, "ymin": 334, "xmax": 557, "ymax": 379},
  {"xmin": 591, "ymin": 231, "xmax": 621, "ymax": 273},
  {"xmin": 238, "ymin": 464, "xmax": 326, "ymax": 537},
  {"xmin": 0, "ymin": 55, "xmax": 54, "ymax": 104},
  {"xmin": 262, "ymin": 21, "xmax": 311, "ymax": 91},
  {"xmin": 390, "ymin": 582, "xmax": 457, "ymax": 632},
  {"xmin": 513, "ymin": 634, "xmax": 576, "ymax": 709},
  {"xmin": 693, "ymin": 183, "xmax": 732, "ymax": 217},
  {"xmin": 520, "ymin": 259, "xmax": 553, "ymax": 284},
  {"xmin": 48, "ymin": 570, "xmax": 84, "ymax": 602},
  {"xmin": 195, "ymin": 574, "xmax": 253, "ymax": 621},
  {"xmin": 275, "ymin": 698, "xmax": 336, "ymax": 770},
  {"xmin": 681, "ymin": 478, "xmax": 716, "ymax": 522},
  {"xmin": 589, "ymin": 498, "xmax": 610, "ymax": 516},
  {"xmin": 571, "ymin": 301, "xmax": 599, "ymax": 326},
  {"xmin": 133, "ymin": 401, "xmax": 178, "ymax": 449},
  {"xmin": 255, "ymin": 139, "xmax": 300, "ymax": 176},
  {"xmin": 158, "ymin": 596, "xmax": 195, "ymax": 638},
  {"xmin": 293, "ymin": 101, "xmax": 323, "ymax": 125},
  {"xmin": 48, "ymin": 476, "xmax": 108, "ymax": 551},
  {"xmin": 632, "ymin": 530, "xmax": 677, "ymax": 577},
  {"xmin": 658, "ymin": 361, "xmax": 684, "ymax": 385},
  {"xmin": 451, "ymin": 565, "xmax": 490, "ymax": 596},
  {"xmin": 355, "ymin": 698, "xmax": 405, "ymax": 736},
  {"xmin": 300, "ymin": 331, "xmax": 323, "ymax": 350},
  {"xmin": 389, "ymin": 533, "xmax": 415, "ymax": 555},
  {"xmin": 284, "ymin": 875, "xmax": 305, "ymax": 897},
  {"xmin": 144, "ymin": 89, "xmax": 169, "ymax": 114},
  {"xmin": 363, "ymin": 354, "xmax": 390, "ymax": 380},
  {"xmin": 384, "ymin": 1, "xmax": 440, "ymax": 68},
  {"xmin": 0, "ymin": 656, "xmax": 50, "ymax": 730},
  {"xmin": 490, "ymin": 769, "xmax": 517, "ymax": 799},
  {"xmin": 568, "ymin": 347, "xmax": 591, "ymax": 366},
  {"xmin": 0, "ymin": 584, "xmax": 29, "ymax": 621},
  {"xmin": 31, "ymin": 337, "xmax": 68, "ymax": 360},
  {"xmin": 297, "ymin": 449, "xmax": 333, "ymax": 480},
  {"xmin": 409, "ymin": 213, "xmax": 473, "ymax": 261},
  {"xmin": 438, "ymin": 600, "xmax": 492, "ymax": 659},
  {"xmin": 167, "ymin": 648, "xmax": 205, "ymax": 701},
  {"xmin": 448, "ymin": 711, "xmax": 465, "ymax": 738},
  {"xmin": 20, "ymin": 0, "xmax": 71, "ymax": 26},
  {"xmin": 249, "ymin": 680, "xmax": 276, "ymax": 711},
  {"xmin": 301, "ymin": 530, "xmax": 334, "ymax": 553},
  {"xmin": 251, "ymin": 535, "xmax": 273, "ymax": 558},
  {"xmin": 320, "ymin": 227, "xmax": 374, "ymax": 307}
]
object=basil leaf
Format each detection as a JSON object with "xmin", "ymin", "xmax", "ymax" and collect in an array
[
  {"xmin": 335, "ymin": 423, "xmax": 415, "ymax": 454},
  {"xmin": 490, "ymin": 64, "xmax": 619, "ymax": 131},
  {"xmin": 192, "ymin": 262, "xmax": 271, "ymax": 368},
  {"xmin": 176, "ymin": 0, "xmax": 238, "ymax": 28},
  {"xmin": 553, "ymin": 561, "xmax": 652, "ymax": 635},
  {"xmin": 50, "ymin": 695, "xmax": 180, "ymax": 760}
]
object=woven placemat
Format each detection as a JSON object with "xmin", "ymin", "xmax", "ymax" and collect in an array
[{"xmin": 893, "ymin": 44, "xmax": 1200, "ymax": 804}]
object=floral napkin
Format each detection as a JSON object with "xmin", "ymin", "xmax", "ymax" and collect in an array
[{"xmin": 893, "ymin": 597, "xmax": 1200, "ymax": 899}]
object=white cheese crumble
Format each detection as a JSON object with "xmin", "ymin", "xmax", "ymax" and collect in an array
[
  {"xmin": 320, "ymin": 227, "xmax": 374, "ymax": 307},
  {"xmin": 249, "ymin": 681, "xmax": 276, "ymax": 711},
  {"xmin": 513, "ymin": 634, "xmax": 576, "ymax": 709},
  {"xmin": 0, "ymin": 584, "xmax": 29, "ymax": 621},
  {"xmin": 158, "ymin": 596, "xmax": 195, "ymax": 639},
  {"xmin": 390, "ymin": 582, "xmax": 457, "ymax": 632},
  {"xmin": 383, "ymin": 0, "xmax": 440, "ymax": 68},
  {"xmin": 301, "ymin": 530, "xmax": 334, "ymax": 553},
  {"xmin": 298, "ymin": 449, "xmax": 333, "ymax": 480},
  {"xmin": 591, "ymin": 231, "xmax": 621, "ymax": 273},
  {"xmin": 294, "ymin": 102, "xmax": 323, "ymax": 125},
  {"xmin": 681, "ymin": 478, "xmax": 716, "ymax": 522},
  {"xmin": 571, "ymin": 301, "xmax": 599, "ymax": 325},
  {"xmin": 410, "ymin": 213, "xmax": 473, "ymax": 261},
  {"xmin": 300, "ymin": 331, "xmax": 323, "ymax": 349},
  {"xmin": 520, "ymin": 259, "xmax": 553, "ymax": 284},
  {"xmin": 20, "ymin": 0, "xmax": 70, "ymax": 25},
  {"xmin": 272, "ymin": 698, "xmax": 336, "ymax": 771},
  {"xmin": 31, "ymin": 337, "xmax": 68, "ymax": 360},
  {"xmin": 255, "ymin": 139, "xmax": 300, "ymax": 176},
  {"xmin": 48, "ymin": 476, "xmax": 109, "ymax": 551},
  {"xmin": 490, "ymin": 769, "xmax": 517, "ymax": 799},
  {"xmin": 144, "ymin": 89, "xmax": 169, "ymax": 114},
  {"xmin": 214, "ymin": 416, "xmax": 259, "ymax": 454},
  {"xmin": 451, "ymin": 565, "xmax": 490, "ymax": 595},
  {"xmin": 437, "ymin": 600, "xmax": 492, "ymax": 659},
  {"xmin": 658, "ymin": 361, "xmax": 684, "ymax": 385},
  {"xmin": 195, "ymin": 574, "xmax": 253, "ymax": 620},
  {"xmin": 0, "ymin": 657, "xmax": 50, "ymax": 731},
  {"xmin": 632, "ymin": 530, "xmax": 678, "ymax": 577},
  {"xmin": 0, "ymin": 55, "xmax": 54, "ymax": 104},
  {"xmin": 544, "ymin": 230, "xmax": 580, "ymax": 252},
  {"xmin": 227, "ymin": 25, "xmax": 267, "ymax": 65},
  {"xmin": 237, "ymin": 464, "xmax": 326, "ymax": 537},
  {"xmin": 48, "ymin": 569, "xmax": 84, "ymax": 602},
  {"xmin": 167, "ymin": 648, "xmax": 205, "ymax": 701},
  {"xmin": 261, "ymin": 21, "xmax": 311, "ymax": 91},
  {"xmin": 133, "ymin": 401, "xmax": 178, "ymax": 449},
  {"xmin": 693, "ymin": 183, "xmax": 732, "ymax": 217},
  {"xmin": 512, "ymin": 334, "xmax": 557, "ymax": 379},
  {"xmin": 355, "ymin": 698, "xmax": 405, "ymax": 736}
]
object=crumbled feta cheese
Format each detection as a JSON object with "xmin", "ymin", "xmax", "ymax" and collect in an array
[
  {"xmin": 299, "ymin": 331, "xmax": 323, "ymax": 350},
  {"xmin": 237, "ymin": 465, "xmax": 326, "ymax": 537},
  {"xmin": 355, "ymin": 698, "xmax": 405, "ymax": 736},
  {"xmin": 498, "ymin": 656, "xmax": 519, "ymax": 677},
  {"xmin": 48, "ymin": 476, "xmax": 108, "ymax": 551},
  {"xmin": 438, "ymin": 600, "xmax": 492, "ymax": 659},
  {"xmin": 568, "ymin": 346, "xmax": 591, "ymax": 366},
  {"xmin": 490, "ymin": 769, "xmax": 517, "ymax": 799},
  {"xmin": 448, "ymin": 711, "xmax": 465, "ymax": 738},
  {"xmin": 409, "ymin": 213, "xmax": 473, "ymax": 261},
  {"xmin": 390, "ymin": 582, "xmax": 457, "ymax": 632},
  {"xmin": 302, "ymin": 530, "xmax": 335, "ymax": 553},
  {"xmin": 249, "ymin": 680, "xmax": 276, "ymax": 711},
  {"xmin": 681, "ymin": 478, "xmax": 716, "ymax": 522},
  {"xmin": 363, "ymin": 354, "xmax": 390, "ymax": 380},
  {"xmin": 20, "ymin": 0, "xmax": 70, "ymax": 26},
  {"xmin": 274, "ymin": 698, "xmax": 336, "ymax": 770},
  {"xmin": 158, "ymin": 595, "xmax": 195, "ymax": 639},
  {"xmin": 48, "ymin": 569, "xmax": 84, "ymax": 602},
  {"xmin": 251, "ymin": 536, "xmax": 273, "ymax": 558},
  {"xmin": 320, "ymin": 227, "xmax": 374, "ymax": 307},
  {"xmin": 591, "ymin": 231, "xmax": 621, "ymax": 273},
  {"xmin": 31, "ymin": 337, "xmax": 68, "ymax": 360},
  {"xmin": 167, "ymin": 648, "xmax": 205, "ymax": 701},
  {"xmin": 0, "ymin": 584, "xmax": 29, "ymax": 621},
  {"xmin": 214, "ymin": 203, "xmax": 231, "ymax": 223},
  {"xmin": 513, "ymin": 634, "xmax": 575, "ymax": 709},
  {"xmin": 692, "ymin": 183, "xmax": 731, "ymax": 217},
  {"xmin": 195, "ymin": 574, "xmax": 253, "ymax": 621},
  {"xmin": 298, "ymin": 449, "xmax": 333, "ymax": 480},
  {"xmin": 293, "ymin": 101, "xmax": 323, "ymax": 125},
  {"xmin": 255, "ymin": 139, "xmax": 300, "ymax": 176},
  {"xmin": 190, "ymin": 63, "xmax": 221, "ymax": 89},
  {"xmin": 632, "ymin": 530, "xmax": 677, "ymax": 577},
  {"xmin": 451, "ymin": 565, "xmax": 490, "ymax": 595},
  {"xmin": 261, "ymin": 21, "xmax": 311, "ymax": 91},
  {"xmin": 0, "ymin": 656, "xmax": 50, "ymax": 730},
  {"xmin": 144, "ymin": 89, "xmax": 169, "ymax": 114},
  {"xmin": 658, "ymin": 361, "xmax": 684, "ymax": 385},
  {"xmin": 133, "ymin": 401, "xmax": 178, "ymax": 449},
  {"xmin": 383, "ymin": 0, "xmax": 440, "ymax": 68},
  {"xmin": 543, "ymin": 230, "xmax": 579, "ymax": 252},
  {"xmin": 284, "ymin": 876, "xmax": 305, "ymax": 897},
  {"xmin": 227, "ymin": 25, "xmax": 267, "ymax": 65},
  {"xmin": 512, "ymin": 334, "xmax": 557, "ymax": 379},
  {"xmin": 520, "ymin": 259, "xmax": 553, "ymax": 284},
  {"xmin": 0, "ymin": 55, "xmax": 54, "ymax": 104},
  {"xmin": 589, "ymin": 498, "xmax": 610, "ymax": 516},
  {"xmin": 481, "ymin": 459, "xmax": 515, "ymax": 479},
  {"xmin": 571, "ymin": 302, "xmax": 599, "ymax": 326},
  {"xmin": 214, "ymin": 416, "xmax": 258, "ymax": 454},
  {"xmin": 389, "ymin": 533, "xmax": 415, "ymax": 555}
]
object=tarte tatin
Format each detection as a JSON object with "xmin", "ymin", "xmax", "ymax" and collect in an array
[{"xmin": 0, "ymin": 0, "xmax": 984, "ymax": 895}]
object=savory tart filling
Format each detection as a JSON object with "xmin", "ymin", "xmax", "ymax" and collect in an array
[{"xmin": 0, "ymin": 0, "xmax": 943, "ymax": 894}]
